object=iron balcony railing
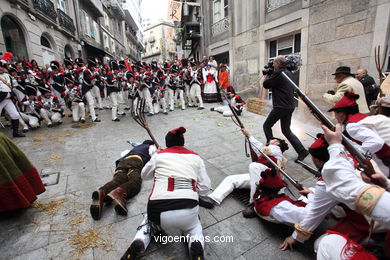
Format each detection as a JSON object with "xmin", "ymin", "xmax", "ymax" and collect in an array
[
  {"xmin": 32, "ymin": 0, "xmax": 57, "ymax": 21},
  {"xmin": 57, "ymin": 9, "xmax": 76, "ymax": 33},
  {"xmin": 211, "ymin": 17, "xmax": 230, "ymax": 37}
]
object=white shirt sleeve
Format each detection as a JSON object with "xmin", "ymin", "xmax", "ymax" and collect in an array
[
  {"xmin": 141, "ymin": 154, "xmax": 157, "ymax": 180},
  {"xmin": 270, "ymin": 200, "xmax": 306, "ymax": 225},
  {"xmin": 197, "ymin": 158, "xmax": 211, "ymax": 196},
  {"xmin": 346, "ymin": 123, "xmax": 384, "ymax": 154},
  {"xmin": 321, "ymin": 144, "xmax": 370, "ymax": 210},
  {"xmin": 148, "ymin": 145, "xmax": 156, "ymax": 157},
  {"xmin": 248, "ymin": 136, "xmax": 264, "ymax": 157},
  {"xmin": 291, "ymin": 180, "xmax": 339, "ymax": 243}
]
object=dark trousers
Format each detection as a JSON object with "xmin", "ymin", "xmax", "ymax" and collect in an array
[
  {"xmin": 100, "ymin": 156, "xmax": 143, "ymax": 200},
  {"xmin": 263, "ymin": 107, "xmax": 305, "ymax": 154}
]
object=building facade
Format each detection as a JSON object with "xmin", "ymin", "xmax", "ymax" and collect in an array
[
  {"xmin": 142, "ymin": 21, "xmax": 177, "ymax": 62},
  {"xmin": 0, "ymin": 0, "xmax": 144, "ymax": 66},
  {"xmin": 201, "ymin": 0, "xmax": 390, "ymax": 110},
  {"xmin": 122, "ymin": 0, "xmax": 145, "ymax": 61},
  {"xmin": 0, "ymin": 0, "xmax": 79, "ymax": 66}
]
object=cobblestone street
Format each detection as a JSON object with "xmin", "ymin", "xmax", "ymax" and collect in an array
[{"xmin": 0, "ymin": 104, "xmax": 335, "ymax": 260}]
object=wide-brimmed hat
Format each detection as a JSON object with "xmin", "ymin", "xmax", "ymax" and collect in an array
[{"xmin": 331, "ymin": 66, "xmax": 354, "ymax": 76}]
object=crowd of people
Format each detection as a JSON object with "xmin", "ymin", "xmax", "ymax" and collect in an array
[
  {"xmin": 0, "ymin": 53, "xmax": 244, "ymax": 138},
  {"xmin": 1, "ymin": 51, "xmax": 390, "ymax": 260}
]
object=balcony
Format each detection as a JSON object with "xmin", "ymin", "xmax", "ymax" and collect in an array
[
  {"xmin": 211, "ymin": 17, "xmax": 230, "ymax": 37},
  {"xmin": 57, "ymin": 9, "xmax": 75, "ymax": 34},
  {"xmin": 32, "ymin": 0, "xmax": 57, "ymax": 21},
  {"xmin": 266, "ymin": 0, "xmax": 296, "ymax": 12},
  {"xmin": 84, "ymin": 0, "xmax": 104, "ymax": 17},
  {"xmin": 109, "ymin": 0, "xmax": 126, "ymax": 20}
]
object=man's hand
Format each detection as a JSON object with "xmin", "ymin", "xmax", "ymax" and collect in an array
[
  {"xmin": 241, "ymin": 128, "xmax": 252, "ymax": 137},
  {"xmin": 299, "ymin": 187, "xmax": 313, "ymax": 196},
  {"xmin": 322, "ymin": 124, "xmax": 342, "ymax": 145},
  {"xmin": 279, "ymin": 236, "xmax": 296, "ymax": 251}
]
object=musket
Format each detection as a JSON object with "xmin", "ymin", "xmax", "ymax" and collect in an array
[
  {"xmin": 220, "ymin": 89, "xmax": 258, "ymax": 162},
  {"xmin": 131, "ymin": 98, "xmax": 160, "ymax": 149},
  {"xmin": 221, "ymin": 89, "xmax": 303, "ymax": 191},
  {"xmin": 249, "ymin": 139, "xmax": 304, "ymax": 191},
  {"xmin": 281, "ymin": 72, "xmax": 376, "ymax": 179},
  {"xmin": 295, "ymin": 160, "xmax": 321, "ymax": 178}
]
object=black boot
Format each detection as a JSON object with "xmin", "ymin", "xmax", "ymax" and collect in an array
[
  {"xmin": 190, "ymin": 241, "xmax": 204, "ymax": 260},
  {"xmin": 12, "ymin": 119, "xmax": 25, "ymax": 137},
  {"xmin": 121, "ymin": 239, "xmax": 145, "ymax": 260}
]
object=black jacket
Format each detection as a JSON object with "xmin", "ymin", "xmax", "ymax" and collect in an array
[{"xmin": 263, "ymin": 67, "xmax": 295, "ymax": 109}]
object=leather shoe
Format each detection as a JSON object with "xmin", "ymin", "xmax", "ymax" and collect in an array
[
  {"xmin": 242, "ymin": 205, "xmax": 256, "ymax": 218},
  {"xmin": 90, "ymin": 189, "xmax": 106, "ymax": 220},
  {"xmin": 190, "ymin": 241, "xmax": 204, "ymax": 260},
  {"xmin": 121, "ymin": 239, "xmax": 144, "ymax": 260},
  {"xmin": 108, "ymin": 187, "xmax": 128, "ymax": 215},
  {"xmin": 199, "ymin": 196, "xmax": 215, "ymax": 209}
]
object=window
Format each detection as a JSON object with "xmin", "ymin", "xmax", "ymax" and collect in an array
[
  {"xmin": 57, "ymin": 0, "xmax": 66, "ymax": 12},
  {"xmin": 223, "ymin": 0, "xmax": 229, "ymax": 17},
  {"xmin": 268, "ymin": 33, "xmax": 301, "ymax": 58},
  {"xmin": 213, "ymin": 0, "xmax": 228, "ymax": 23},
  {"xmin": 40, "ymin": 35, "xmax": 51, "ymax": 48},
  {"xmin": 213, "ymin": 0, "xmax": 221, "ymax": 23}
]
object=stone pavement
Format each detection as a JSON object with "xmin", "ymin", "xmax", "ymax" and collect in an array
[{"xmin": 0, "ymin": 103, "xmax": 335, "ymax": 260}]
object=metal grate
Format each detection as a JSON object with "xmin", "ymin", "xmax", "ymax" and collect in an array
[{"xmin": 231, "ymin": 188, "xmax": 251, "ymax": 207}]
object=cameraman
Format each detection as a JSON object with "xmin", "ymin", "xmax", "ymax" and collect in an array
[{"xmin": 262, "ymin": 56, "xmax": 309, "ymax": 162}]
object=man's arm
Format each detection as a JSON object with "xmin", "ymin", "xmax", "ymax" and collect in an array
[
  {"xmin": 323, "ymin": 84, "xmax": 352, "ymax": 104},
  {"xmin": 141, "ymin": 154, "xmax": 157, "ymax": 180},
  {"xmin": 197, "ymin": 158, "xmax": 211, "ymax": 196},
  {"xmin": 346, "ymin": 123, "xmax": 385, "ymax": 154}
]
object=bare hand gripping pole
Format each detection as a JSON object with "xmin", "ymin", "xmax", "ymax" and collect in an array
[
  {"xmin": 131, "ymin": 98, "xmax": 161, "ymax": 149},
  {"xmin": 281, "ymin": 72, "xmax": 376, "ymax": 179}
]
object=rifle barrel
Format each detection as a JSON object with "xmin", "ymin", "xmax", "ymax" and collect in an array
[{"xmin": 281, "ymin": 72, "xmax": 372, "ymax": 176}]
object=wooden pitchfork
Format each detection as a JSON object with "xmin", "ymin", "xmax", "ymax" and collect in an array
[
  {"xmin": 131, "ymin": 98, "xmax": 161, "ymax": 148},
  {"xmin": 374, "ymin": 45, "xmax": 388, "ymax": 85},
  {"xmin": 374, "ymin": 45, "xmax": 388, "ymax": 114}
]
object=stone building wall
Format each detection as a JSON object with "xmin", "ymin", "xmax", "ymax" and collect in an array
[{"xmin": 306, "ymin": 0, "xmax": 390, "ymax": 110}]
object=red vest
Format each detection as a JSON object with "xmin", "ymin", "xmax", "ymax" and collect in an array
[{"xmin": 254, "ymin": 195, "xmax": 306, "ymax": 217}]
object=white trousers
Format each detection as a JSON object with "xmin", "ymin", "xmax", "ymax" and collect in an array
[
  {"xmin": 190, "ymin": 84, "xmax": 204, "ymax": 108},
  {"xmin": 139, "ymin": 88, "xmax": 154, "ymax": 114},
  {"xmin": 177, "ymin": 89, "xmax": 186, "ymax": 109},
  {"xmin": 39, "ymin": 109, "xmax": 62, "ymax": 125},
  {"xmin": 132, "ymin": 97, "xmax": 139, "ymax": 116},
  {"xmin": 208, "ymin": 162, "xmax": 269, "ymax": 205},
  {"xmin": 122, "ymin": 90, "xmax": 130, "ymax": 109},
  {"xmin": 315, "ymin": 234, "xmax": 348, "ymax": 260},
  {"xmin": 92, "ymin": 85, "xmax": 103, "ymax": 109},
  {"xmin": 20, "ymin": 112, "xmax": 39, "ymax": 128},
  {"xmin": 109, "ymin": 92, "xmax": 121, "ymax": 120},
  {"xmin": 166, "ymin": 88, "xmax": 175, "ymax": 111},
  {"xmin": 208, "ymin": 174, "xmax": 250, "ymax": 205},
  {"xmin": 0, "ymin": 98, "xmax": 20, "ymax": 120},
  {"xmin": 133, "ymin": 206, "xmax": 204, "ymax": 251},
  {"xmin": 71, "ymin": 102, "xmax": 85, "ymax": 122},
  {"xmin": 153, "ymin": 98, "xmax": 167, "ymax": 114},
  {"xmin": 185, "ymin": 83, "xmax": 192, "ymax": 106},
  {"xmin": 84, "ymin": 91, "xmax": 97, "ymax": 121}
]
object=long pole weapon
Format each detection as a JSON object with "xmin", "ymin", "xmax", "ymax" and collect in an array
[
  {"xmin": 281, "ymin": 72, "xmax": 377, "ymax": 182},
  {"xmin": 221, "ymin": 90, "xmax": 304, "ymax": 192},
  {"xmin": 131, "ymin": 98, "xmax": 161, "ymax": 148}
]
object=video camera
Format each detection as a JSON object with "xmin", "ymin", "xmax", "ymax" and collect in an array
[{"xmin": 262, "ymin": 54, "xmax": 301, "ymax": 76}]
